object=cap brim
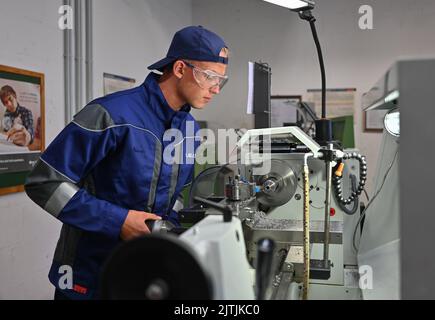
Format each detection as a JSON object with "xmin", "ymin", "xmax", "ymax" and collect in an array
[{"xmin": 147, "ymin": 57, "xmax": 177, "ymax": 71}]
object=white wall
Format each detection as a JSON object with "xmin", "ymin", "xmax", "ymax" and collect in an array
[
  {"xmin": 191, "ymin": 0, "xmax": 435, "ymax": 194},
  {"xmin": 0, "ymin": 0, "xmax": 64, "ymax": 300},
  {"xmin": 0, "ymin": 0, "xmax": 191, "ymax": 300},
  {"xmin": 1, "ymin": 0, "xmax": 434, "ymax": 300},
  {"xmin": 92, "ymin": 0, "xmax": 193, "ymax": 99}
]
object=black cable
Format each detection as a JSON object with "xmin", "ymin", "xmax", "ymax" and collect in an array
[
  {"xmin": 363, "ymin": 189, "xmax": 370, "ymax": 202},
  {"xmin": 188, "ymin": 166, "xmax": 224, "ymax": 207},
  {"xmin": 335, "ymin": 174, "xmax": 359, "ymax": 215},
  {"xmin": 299, "ymin": 11, "xmax": 326, "ymax": 119},
  {"xmin": 352, "ymin": 149, "xmax": 399, "ymax": 252}
]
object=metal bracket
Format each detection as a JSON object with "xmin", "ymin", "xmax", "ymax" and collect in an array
[{"xmin": 237, "ymin": 126, "xmax": 322, "ymax": 157}]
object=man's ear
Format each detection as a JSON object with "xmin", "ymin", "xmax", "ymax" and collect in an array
[{"xmin": 173, "ymin": 61, "xmax": 185, "ymax": 79}]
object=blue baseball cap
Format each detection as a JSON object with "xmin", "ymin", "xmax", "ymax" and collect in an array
[{"xmin": 148, "ymin": 25, "xmax": 228, "ymax": 72}]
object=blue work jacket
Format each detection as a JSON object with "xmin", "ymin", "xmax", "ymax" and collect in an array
[{"xmin": 25, "ymin": 72, "xmax": 200, "ymax": 299}]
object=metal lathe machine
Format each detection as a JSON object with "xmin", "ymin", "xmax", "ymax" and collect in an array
[
  {"xmin": 98, "ymin": 61, "xmax": 435, "ymax": 301},
  {"xmin": 101, "ymin": 124, "xmax": 368, "ymax": 300}
]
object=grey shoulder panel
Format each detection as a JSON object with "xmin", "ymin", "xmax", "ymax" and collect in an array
[
  {"xmin": 73, "ymin": 104, "xmax": 115, "ymax": 130},
  {"xmin": 25, "ymin": 159, "xmax": 79, "ymax": 217}
]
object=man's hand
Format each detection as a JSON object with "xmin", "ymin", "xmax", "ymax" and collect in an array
[
  {"xmin": 120, "ymin": 210, "xmax": 162, "ymax": 241},
  {"xmin": 7, "ymin": 127, "xmax": 31, "ymax": 147}
]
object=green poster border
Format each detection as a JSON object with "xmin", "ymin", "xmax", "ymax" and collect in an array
[
  {"xmin": 0, "ymin": 171, "xmax": 29, "ymax": 188},
  {"xmin": 0, "ymin": 71, "xmax": 41, "ymax": 85}
]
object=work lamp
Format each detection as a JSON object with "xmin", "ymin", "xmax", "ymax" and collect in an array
[
  {"xmin": 262, "ymin": 0, "xmax": 332, "ymax": 143},
  {"xmin": 262, "ymin": 0, "xmax": 315, "ymax": 11}
]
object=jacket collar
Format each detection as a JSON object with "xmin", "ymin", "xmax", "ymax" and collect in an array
[{"xmin": 143, "ymin": 72, "xmax": 191, "ymax": 125}]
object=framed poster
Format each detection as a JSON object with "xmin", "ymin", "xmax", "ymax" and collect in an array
[
  {"xmin": 364, "ymin": 109, "xmax": 388, "ymax": 132},
  {"xmin": 0, "ymin": 65, "xmax": 45, "ymax": 196},
  {"xmin": 306, "ymin": 88, "xmax": 356, "ymax": 118},
  {"xmin": 103, "ymin": 72, "xmax": 136, "ymax": 96},
  {"xmin": 270, "ymin": 95, "xmax": 302, "ymax": 127}
]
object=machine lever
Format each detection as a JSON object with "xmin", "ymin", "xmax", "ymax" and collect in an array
[
  {"xmin": 193, "ymin": 196, "xmax": 233, "ymax": 222},
  {"xmin": 256, "ymin": 238, "xmax": 275, "ymax": 300}
]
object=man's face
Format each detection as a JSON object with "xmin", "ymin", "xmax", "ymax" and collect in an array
[
  {"xmin": 177, "ymin": 60, "xmax": 228, "ymax": 109},
  {"xmin": 1, "ymin": 95, "xmax": 18, "ymax": 113}
]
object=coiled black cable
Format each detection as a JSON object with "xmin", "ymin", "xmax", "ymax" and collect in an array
[
  {"xmin": 334, "ymin": 174, "xmax": 359, "ymax": 215},
  {"xmin": 333, "ymin": 152, "xmax": 367, "ymax": 206}
]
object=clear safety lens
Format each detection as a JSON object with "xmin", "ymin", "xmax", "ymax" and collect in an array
[{"xmin": 184, "ymin": 61, "xmax": 228, "ymax": 90}]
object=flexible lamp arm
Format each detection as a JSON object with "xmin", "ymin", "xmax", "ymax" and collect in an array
[{"xmin": 299, "ymin": 10, "xmax": 327, "ymax": 119}]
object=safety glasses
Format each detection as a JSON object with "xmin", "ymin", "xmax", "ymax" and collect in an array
[{"xmin": 182, "ymin": 60, "xmax": 228, "ymax": 91}]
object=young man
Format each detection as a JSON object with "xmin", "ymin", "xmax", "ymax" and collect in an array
[
  {"xmin": 1, "ymin": 85, "xmax": 34, "ymax": 147},
  {"xmin": 25, "ymin": 25, "xmax": 229, "ymax": 300}
]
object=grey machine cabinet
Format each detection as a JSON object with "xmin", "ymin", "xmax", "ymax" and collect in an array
[{"xmin": 359, "ymin": 59, "xmax": 435, "ymax": 300}]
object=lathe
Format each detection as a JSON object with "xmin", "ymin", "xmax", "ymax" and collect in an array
[{"xmin": 100, "ymin": 126, "xmax": 368, "ymax": 300}]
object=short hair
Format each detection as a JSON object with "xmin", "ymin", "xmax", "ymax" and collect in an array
[
  {"xmin": 163, "ymin": 62, "xmax": 176, "ymax": 74},
  {"xmin": 0, "ymin": 85, "xmax": 17, "ymax": 101}
]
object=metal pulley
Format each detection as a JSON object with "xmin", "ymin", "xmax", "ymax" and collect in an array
[
  {"xmin": 255, "ymin": 160, "xmax": 298, "ymax": 207},
  {"xmin": 100, "ymin": 235, "xmax": 212, "ymax": 300}
]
